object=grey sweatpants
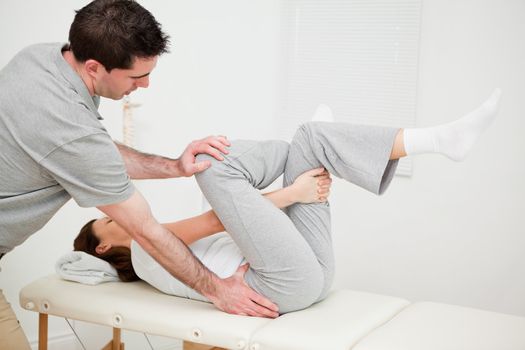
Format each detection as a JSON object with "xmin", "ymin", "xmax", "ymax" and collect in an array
[{"xmin": 195, "ymin": 122, "xmax": 399, "ymax": 313}]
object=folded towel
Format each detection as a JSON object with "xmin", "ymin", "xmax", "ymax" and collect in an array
[{"xmin": 55, "ymin": 251, "xmax": 119, "ymax": 285}]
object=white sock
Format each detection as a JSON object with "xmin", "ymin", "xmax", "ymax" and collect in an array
[
  {"xmin": 403, "ymin": 88, "xmax": 502, "ymax": 161},
  {"xmin": 311, "ymin": 104, "xmax": 334, "ymax": 122}
]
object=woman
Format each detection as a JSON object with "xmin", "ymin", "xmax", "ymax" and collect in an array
[
  {"xmin": 75, "ymin": 89, "xmax": 501, "ymax": 313},
  {"xmin": 74, "ymin": 165, "xmax": 333, "ymax": 287}
]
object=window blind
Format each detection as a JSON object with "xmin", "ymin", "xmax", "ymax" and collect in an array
[{"xmin": 277, "ymin": 0, "xmax": 422, "ymax": 175}]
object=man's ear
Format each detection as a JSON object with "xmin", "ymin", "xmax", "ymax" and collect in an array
[
  {"xmin": 95, "ymin": 242, "xmax": 111, "ymax": 255},
  {"xmin": 84, "ymin": 59, "xmax": 105, "ymax": 79}
]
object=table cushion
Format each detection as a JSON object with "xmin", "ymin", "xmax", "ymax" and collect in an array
[
  {"xmin": 248, "ymin": 289, "xmax": 410, "ymax": 350},
  {"xmin": 19, "ymin": 274, "xmax": 269, "ymax": 349},
  {"xmin": 352, "ymin": 301, "xmax": 525, "ymax": 350}
]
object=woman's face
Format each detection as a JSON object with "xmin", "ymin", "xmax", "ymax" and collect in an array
[{"xmin": 91, "ymin": 217, "xmax": 132, "ymax": 253}]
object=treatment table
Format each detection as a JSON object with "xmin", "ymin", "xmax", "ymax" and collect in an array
[{"xmin": 20, "ymin": 274, "xmax": 525, "ymax": 350}]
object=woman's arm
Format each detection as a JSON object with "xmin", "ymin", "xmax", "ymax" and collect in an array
[
  {"xmin": 164, "ymin": 167, "xmax": 332, "ymax": 245},
  {"xmin": 163, "ymin": 210, "xmax": 223, "ymax": 245}
]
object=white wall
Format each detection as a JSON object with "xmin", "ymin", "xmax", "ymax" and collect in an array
[
  {"xmin": 0, "ymin": 0, "xmax": 523, "ymax": 348},
  {"xmin": 330, "ymin": 0, "xmax": 525, "ymax": 318}
]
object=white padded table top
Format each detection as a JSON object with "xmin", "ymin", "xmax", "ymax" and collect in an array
[
  {"xmin": 352, "ymin": 301, "xmax": 525, "ymax": 350},
  {"xmin": 19, "ymin": 274, "xmax": 269, "ymax": 349},
  {"xmin": 250, "ymin": 289, "xmax": 410, "ymax": 350},
  {"xmin": 19, "ymin": 275, "xmax": 410, "ymax": 350}
]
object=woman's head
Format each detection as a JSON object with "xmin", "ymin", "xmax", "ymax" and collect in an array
[{"xmin": 74, "ymin": 217, "xmax": 139, "ymax": 282}]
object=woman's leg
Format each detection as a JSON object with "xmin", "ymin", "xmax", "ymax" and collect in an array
[
  {"xmin": 283, "ymin": 122, "xmax": 400, "ymax": 301},
  {"xmin": 282, "ymin": 88, "xmax": 501, "ymax": 301},
  {"xmin": 403, "ymin": 88, "xmax": 501, "ymax": 160},
  {"xmin": 195, "ymin": 140, "xmax": 325, "ymax": 313},
  {"xmin": 390, "ymin": 129, "xmax": 407, "ymax": 160},
  {"xmin": 195, "ymin": 90, "xmax": 501, "ymax": 311},
  {"xmin": 195, "ymin": 125, "xmax": 400, "ymax": 312}
]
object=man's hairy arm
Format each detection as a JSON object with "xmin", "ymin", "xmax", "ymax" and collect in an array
[
  {"xmin": 98, "ymin": 191, "xmax": 217, "ymax": 291},
  {"xmin": 98, "ymin": 190, "xmax": 279, "ymax": 318},
  {"xmin": 115, "ymin": 142, "xmax": 179, "ymax": 179},
  {"xmin": 115, "ymin": 135, "xmax": 230, "ymax": 179}
]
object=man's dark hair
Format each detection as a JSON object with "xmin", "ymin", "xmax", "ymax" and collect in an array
[{"xmin": 69, "ymin": 0, "xmax": 170, "ymax": 71}]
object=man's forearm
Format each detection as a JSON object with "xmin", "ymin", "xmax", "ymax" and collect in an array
[
  {"xmin": 115, "ymin": 142, "xmax": 183, "ymax": 179},
  {"xmin": 134, "ymin": 222, "xmax": 220, "ymax": 297}
]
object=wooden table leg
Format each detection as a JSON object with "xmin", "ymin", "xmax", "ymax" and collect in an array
[
  {"xmin": 101, "ymin": 328, "xmax": 125, "ymax": 350},
  {"xmin": 183, "ymin": 340, "xmax": 227, "ymax": 350},
  {"xmin": 112, "ymin": 328, "xmax": 121, "ymax": 350},
  {"xmin": 38, "ymin": 313, "xmax": 48, "ymax": 350}
]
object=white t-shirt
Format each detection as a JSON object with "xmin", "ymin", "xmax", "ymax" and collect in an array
[{"xmin": 130, "ymin": 233, "xmax": 246, "ymax": 302}]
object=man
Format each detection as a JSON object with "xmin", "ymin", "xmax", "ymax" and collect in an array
[{"xmin": 0, "ymin": 1, "xmax": 278, "ymax": 348}]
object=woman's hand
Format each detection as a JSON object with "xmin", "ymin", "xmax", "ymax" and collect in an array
[{"xmin": 290, "ymin": 167, "xmax": 332, "ymax": 204}]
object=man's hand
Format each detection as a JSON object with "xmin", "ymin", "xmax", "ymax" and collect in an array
[
  {"xmin": 206, "ymin": 264, "xmax": 280, "ymax": 318},
  {"xmin": 177, "ymin": 135, "xmax": 231, "ymax": 177}
]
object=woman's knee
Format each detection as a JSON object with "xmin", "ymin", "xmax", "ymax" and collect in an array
[
  {"xmin": 291, "ymin": 122, "xmax": 323, "ymax": 146},
  {"xmin": 196, "ymin": 140, "xmax": 290, "ymax": 189}
]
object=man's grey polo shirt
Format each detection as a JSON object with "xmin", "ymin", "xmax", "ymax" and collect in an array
[{"xmin": 0, "ymin": 43, "xmax": 135, "ymax": 254}]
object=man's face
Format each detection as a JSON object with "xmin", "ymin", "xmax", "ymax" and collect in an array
[{"xmin": 96, "ymin": 56, "xmax": 158, "ymax": 100}]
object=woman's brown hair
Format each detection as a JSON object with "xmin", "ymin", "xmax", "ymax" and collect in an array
[{"xmin": 74, "ymin": 219, "xmax": 140, "ymax": 282}]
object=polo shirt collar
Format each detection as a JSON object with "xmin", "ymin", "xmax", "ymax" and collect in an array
[{"xmin": 54, "ymin": 43, "xmax": 104, "ymax": 120}]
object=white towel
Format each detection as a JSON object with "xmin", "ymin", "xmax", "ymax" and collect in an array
[{"xmin": 55, "ymin": 251, "xmax": 119, "ymax": 285}]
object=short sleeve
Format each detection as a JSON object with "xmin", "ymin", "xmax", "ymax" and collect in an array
[{"xmin": 39, "ymin": 132, "xmax": 135, "ymax": 207}]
